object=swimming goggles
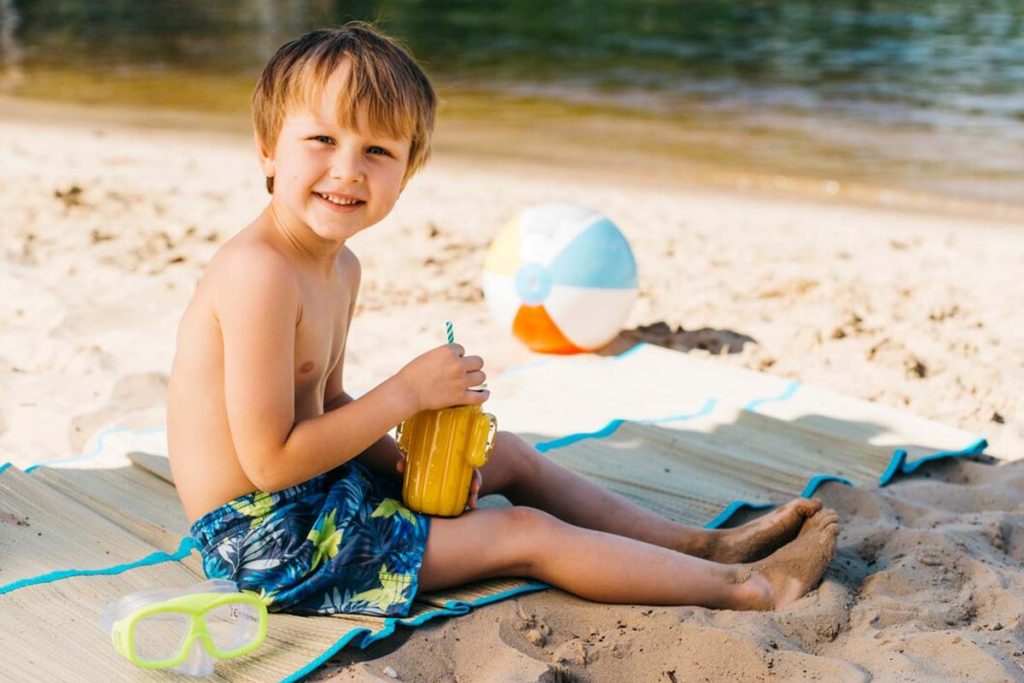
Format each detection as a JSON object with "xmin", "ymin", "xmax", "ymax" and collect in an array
[{"xmin": 102, "ymin": 579, "xmax": 267, "ymax": 676}]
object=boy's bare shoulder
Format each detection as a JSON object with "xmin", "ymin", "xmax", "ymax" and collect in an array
[{"xmin": 198, "ymin": 229, "xmax": 302, "ymax": 321}]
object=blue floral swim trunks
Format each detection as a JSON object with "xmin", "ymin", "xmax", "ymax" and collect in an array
[{"xmin": 189, "ymin": 461, "xmax": 431, "ymax": 617}]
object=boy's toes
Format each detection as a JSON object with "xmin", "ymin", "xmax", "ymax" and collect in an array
[
  {"xmin": 801, "ymin": 508, "xmax": 839, "ymax": 537},
  {"xmin": 796, "ymin": 498, "xmax": 823, "ymax": 516}
]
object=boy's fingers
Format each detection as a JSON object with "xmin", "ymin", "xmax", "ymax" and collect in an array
[
  {"xmin": 449, "ymin": 343, "xmax": 465, "ymax": 358},
  {"xmin": 466, "ymin": 389, "xmax": 490, "ymax": 403},
  {"xmin": 469, "ymin": 470, "xmax": 483, "ymax": 509},
  {"xmin": 463, "ymin": 355, "xmax": 485, "ymax": 371}
]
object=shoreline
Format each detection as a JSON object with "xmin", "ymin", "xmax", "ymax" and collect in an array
[{"xmin": 3, "ymin": 93, "xmax": 1022, "ymax": 226}]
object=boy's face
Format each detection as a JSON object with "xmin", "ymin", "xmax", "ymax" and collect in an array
[{"xmin": 258, "ymin": 60, "xmax": 412, "ymax": 244}]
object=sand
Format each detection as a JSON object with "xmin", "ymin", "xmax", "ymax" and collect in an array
[
  {"xmin": 318, "ymin": 457, "xmax": 1024, "ymax": 682},
  {"xmin": 2, "ymin": 101, "xmax": 1023, "ymax": 681}
]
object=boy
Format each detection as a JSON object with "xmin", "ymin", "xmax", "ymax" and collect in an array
[{"xmin": 167, "ymin": 23, "xmax": 838, "ymax": 618}]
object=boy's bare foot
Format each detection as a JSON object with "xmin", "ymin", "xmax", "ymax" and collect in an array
[
  {"xmin": 740, "ymin": 508, "xmax": 839, "ymax": 610},
  {"xmin": 704, "ymin": 498, "xmax": 823, "ymax": 563}
]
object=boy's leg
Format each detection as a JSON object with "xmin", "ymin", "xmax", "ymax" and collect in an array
[
  {"xmin": 417, "ymin": 505, "xmax": 839, "ymax": 610},
  {"xmin": 478, "ymin": 432, "xmax": 821, "ymax": 563}
]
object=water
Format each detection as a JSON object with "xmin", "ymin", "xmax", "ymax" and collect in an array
[{"xmin": 2, "ymin": 0, "xmax": 1023, "ymax": 213}]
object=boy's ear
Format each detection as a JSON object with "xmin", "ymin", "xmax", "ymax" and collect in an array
[{"xmin": 255, "ymin": 132, "xmax": 275, "ymax": 179}]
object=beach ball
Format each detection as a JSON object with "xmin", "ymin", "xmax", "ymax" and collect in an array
[{"xmin": 482, "ymin": 202, "xmax": 638, "ymax": 354}]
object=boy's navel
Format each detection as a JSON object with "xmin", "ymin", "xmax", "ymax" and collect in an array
[{"xmin": 299, "ymin": 361, "xmax": 315, "ymax": 373}]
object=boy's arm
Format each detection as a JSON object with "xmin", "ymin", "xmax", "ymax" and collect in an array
[
  {"xmin": 217, "ymin": 247, "xmax": 417, "ymax": 492},
  {"xmin": 325, "ymin": 391, "xmax": 405, "ymax": 480}
]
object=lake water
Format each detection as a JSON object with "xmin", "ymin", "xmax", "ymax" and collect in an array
[{"xmin": 2, "ymin": 0, "xmax": 1022, "ymax": 214}]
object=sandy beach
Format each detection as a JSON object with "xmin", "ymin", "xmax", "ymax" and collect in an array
[
  {"xmin": 319, "ymin": 456, "xmax": 1024, "ymax": 682},
  {"xmin": 2, "ymin": 101, "xmax": 1023, "ymax": 680}
]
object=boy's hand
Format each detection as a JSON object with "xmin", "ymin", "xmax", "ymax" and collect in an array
[
  {"xmin": 468, "ymin": 468, "xmax": 483, "ymax": 509},
  {"xmin": 395, "ymin": 343, "xmax": 489, "ymax": 413}
]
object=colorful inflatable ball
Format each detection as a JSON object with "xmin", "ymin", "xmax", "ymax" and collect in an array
[{"xmin": 482, "ymin": 202, "xmax": 638, "ymax": 354}]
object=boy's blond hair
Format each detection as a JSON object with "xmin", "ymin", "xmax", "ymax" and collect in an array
[{"xmin": 253, "ymin": 22, "xmax": 437, "ymax": 193}]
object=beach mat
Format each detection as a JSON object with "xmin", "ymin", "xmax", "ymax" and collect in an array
[
  {"xmin": 0, "ymin": 459, "xmax": 547, "ymax": 682},
  {"xmin": 0, "ymin": 342, "xmax": 990, "ymax": 680},
  {"xmin": 488, "ymin": 343, "xmax": 987, "ymax": 488}
]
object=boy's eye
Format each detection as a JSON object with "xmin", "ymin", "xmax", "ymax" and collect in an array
[
  {"xmin": 368, "ymin": 146, "xmax": 392, "ymax": 157},
  {"xmin": 312, "ymin": 135, "xmax": 334, "ymax": 145}
]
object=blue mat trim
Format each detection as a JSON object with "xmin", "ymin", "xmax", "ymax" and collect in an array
[
  {"xmin": 878, "ymin": 437, "xmax": 989, "ymax": 487},
  {"xmin": 536, "ymin": 419, "xmax": 626, "ymax": 453},
  {"xmin": 635, "ymin": 399, "xmax": 719, "ymax": 426},
  {"xmin": 0, "ymin": 536, "xmax": 196, "ymax": 597},
  {"xmin": 0, "ymin": 462, "xmax": 10, "ymax": 476},
  {"xmin": 703, "ymin": 501, "xmax": 775, "ymax": 529},
  {"xmin": 534, "ymin": 399, "xmax": 718, "ymax": 453},
  {"xmin": 647, "ymin": 440, "xmax": 989, "ymax": 531},
  {"xmin": 282, "ymin": 582, "xmax": 550, "ymax": 683},
  {"xmin": 701, "ymin": 475, "xmax": 856, "ymax": 530},
  {"xmin": 801, "ymin": 474, "xmax": 854, "ymax": 498},
  {"xmin": 744, "ymin": 380, "xmax": 801, "ymax": 412}
]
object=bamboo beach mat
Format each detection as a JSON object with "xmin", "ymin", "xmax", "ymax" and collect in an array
[
  {"xmin": 488, "ymin": 344, "xmax": 988, "ymax": 485},
  {"xmin": 0, "ymin": 342, "xmax": 991, "ymax": 680}
]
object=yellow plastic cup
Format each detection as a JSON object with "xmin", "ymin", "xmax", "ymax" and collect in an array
[{"xmin": 395, "ymin": 404, "xmax": 497, "ymax": 516}]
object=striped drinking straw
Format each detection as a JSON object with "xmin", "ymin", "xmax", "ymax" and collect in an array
[{"xmin": 448, "ymin": 321, "xmax": 488, "ymax": 393}]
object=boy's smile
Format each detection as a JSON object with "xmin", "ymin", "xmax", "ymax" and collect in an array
[
  {"xmin": 313, "ymin": 191, "xmax": 365, "ymax": 210},
  {"xmin": 258, "ymin": 59, "xmax": 412, "ymax": 249}
]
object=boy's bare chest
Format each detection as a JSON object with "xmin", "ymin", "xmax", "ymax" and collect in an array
[{"xmin": 293, "ymin": 277, "xmax": 351, "ymax": 394}]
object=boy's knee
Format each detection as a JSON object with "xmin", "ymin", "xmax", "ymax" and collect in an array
[
  {"xmin": 505, "ymin": 504, "xmax": 555, "ymax": 529},
  {"xmin": 493, "ymin": 430, "xmax": 519, "ymax": 454},
  {"xmin": 502, "ymin": 505, "xmax": 560, "ymax": 571},
  {"xmin": 493, "ymin": 430, "xmax": 542, "ymax": 479}
]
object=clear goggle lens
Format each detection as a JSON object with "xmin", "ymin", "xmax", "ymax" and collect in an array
[
  {"xmin": 132, "ymin": 612, "xmax": 191, "ymax": 664},
  {"xmin": 204, "ymin": 601, "xmax": 264, "ymax": 655},
  {"xmin": 131, "ymin": 601, "xmax": 264, "ymax": 664}
]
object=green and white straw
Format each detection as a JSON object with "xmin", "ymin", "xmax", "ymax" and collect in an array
[{"xmin": 448, "ymin": 320, "xmax": 486, "ymax": 392}]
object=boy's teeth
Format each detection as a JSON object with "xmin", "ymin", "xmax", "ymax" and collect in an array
[{"xmin": 318, "ymin": 193, "xmax": 361, "ymax": 205}]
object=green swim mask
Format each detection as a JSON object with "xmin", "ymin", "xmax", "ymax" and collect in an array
[{"xmin": 102, "ymin": 579, "xmax": 267, "ymax": 676}]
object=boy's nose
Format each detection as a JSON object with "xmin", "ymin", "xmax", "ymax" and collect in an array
[{"xmin": 329, "ymin": 148, "xmax": 365, "ymax": 183}]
